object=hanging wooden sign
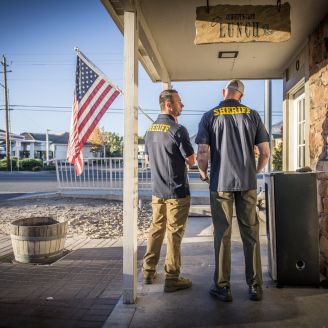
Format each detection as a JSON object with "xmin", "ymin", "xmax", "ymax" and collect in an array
[{"xmin": 195, "ymin": 3, "xmax": 291, "ymax": 44}]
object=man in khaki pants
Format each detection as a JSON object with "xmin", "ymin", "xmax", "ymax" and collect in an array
[
  {"xmin": 196, "ymin": 80, "xmax": 270, "ymax": 302},
  {"xmin": 142, "ymin": 89, "xmax": 195, "ymax": 292}
]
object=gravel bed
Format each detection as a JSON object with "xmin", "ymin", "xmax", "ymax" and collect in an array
[{"xmin": 0, "ymin": 196, "xmax": 152, "ymax": 239}]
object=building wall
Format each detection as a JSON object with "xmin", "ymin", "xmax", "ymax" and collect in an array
[
  {"xmin": 308, "ymin": 14, "xmax": 328, "ymax": 277},
  {"xmin": 308, "ymin": 14, "xmax": 328, "ymax": 168},
  {"xmin": 54, "ymin": 144, "xmax": 95, "ymax": 160},
  {"xmin": 283, "ymin": 14, "xmax": 328, "ymax": 277}
]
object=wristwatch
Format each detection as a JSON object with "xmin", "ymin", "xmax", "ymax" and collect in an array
[{"xmin": 199, "ymin": 174, "xmax": 209, "ymax": 182}]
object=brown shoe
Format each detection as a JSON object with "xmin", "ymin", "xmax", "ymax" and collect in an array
[
  {"xmin": 143, "ymin": 271, "xmax": 157, "ymax": 285},
  {"xmin": 164, "ymin": 277, "xmax": 192, "ymax": 293}
]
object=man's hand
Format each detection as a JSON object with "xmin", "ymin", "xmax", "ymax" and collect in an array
[
  {"xmin": 199, "ymin": 173, "xmax": 210, "ymax": 184},
  {"xmin": 197, "ymin": 144, "xmax": 210, "ymax": 182},
  {"xmin": 185, "ymin": 153, "xmax": 196, "ymax": 168}
]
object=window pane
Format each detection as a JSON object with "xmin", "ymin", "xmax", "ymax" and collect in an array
[
  {"xmin": 298, "ymin": 147, "xmax": 301, "ymax": 167},
  {"xmin": 298, "ymin": 123, "xmax": 301, "ymax": 143}
]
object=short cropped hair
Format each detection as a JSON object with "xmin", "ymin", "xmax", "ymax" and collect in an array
[{"xmin": 159, "ymin": 89, "xmax": 178, "ymax": 111}]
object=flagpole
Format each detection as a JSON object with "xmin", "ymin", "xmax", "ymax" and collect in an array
[
  {"xmin": 137, "ymin": 106, "xmax": 154, "ymax": 123},
  {"xmin": 120, "ymin": 90, "xmax": 154, "ymax": 123}
]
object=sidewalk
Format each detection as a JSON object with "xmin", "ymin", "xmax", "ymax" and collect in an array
[
  {"xmin": 1, "ymin": 215, "xmax": 327, "ymax": 327},
  {"xmin": 105, "ymin": 216, "xmax": 328, "ymax": 328},
  {"xmin": 0, "ymin": 236, "xmax": 146, "ymax": 328}
]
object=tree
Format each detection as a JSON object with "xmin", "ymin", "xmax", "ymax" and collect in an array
[
  {"xmin": 102, "ymin": 131, "xmax": 123, "ymax": 157},
  {"xmin": 88, "ymin": 126, "xmax": 105, "ymax": 155},
  {"xmin": 272, "ymin": 142, "xmax": 283, "ymax": 171},
  {"xmin": 138, "ymin": 136, "xmax": 145, "ymax": 144}
]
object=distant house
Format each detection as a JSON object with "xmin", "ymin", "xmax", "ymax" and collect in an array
[
  {"xmin": 272, "ymin": 121, "xmax": 283, "ymax": 149},
  {"xmin": 138, "ymin": 138, "xmax": 146, "ymax": 160},
  {"xmin": 0, "ymin": 129, "xmax": 25, "ymax": 159},
  {"xmin": 10, "ymin": 132, "xmax": 94, "ymax": 161}
]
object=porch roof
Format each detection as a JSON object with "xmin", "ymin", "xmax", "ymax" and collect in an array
[{"xmin": 102, "ymin": 0, "xmax": 328, "ymax": 82}]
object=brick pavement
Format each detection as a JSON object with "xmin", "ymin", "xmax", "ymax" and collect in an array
[{"xmin": 0, "ymin": 238, "xmax": 146, "ymax": 328}]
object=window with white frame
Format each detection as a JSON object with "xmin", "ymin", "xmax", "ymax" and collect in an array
[{"xmin": 296, "ymin": 94, "xmax": 306, "ymax": 168}]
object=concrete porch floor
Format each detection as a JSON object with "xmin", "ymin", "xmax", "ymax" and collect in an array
[{"xmin": 105, "ymin": 216, "xmax": 328, "ymax": 328}]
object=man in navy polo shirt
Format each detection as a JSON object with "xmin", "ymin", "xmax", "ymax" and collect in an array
[
  {"xmin": 196, "ymin": 80, "xmax": 270, "ymax": 302},
  {"xmin": 142, "ymin": 89, "xmax": 196, "ymax": 293}
]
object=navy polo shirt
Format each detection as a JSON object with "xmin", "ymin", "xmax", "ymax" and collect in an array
[
  {"xmin": 195, "ymin": 99, "xmax": 269, "ymax": 192},
  {"xmin": 145, "ymin": 114, "xmax": 194, "ymax": 199}
]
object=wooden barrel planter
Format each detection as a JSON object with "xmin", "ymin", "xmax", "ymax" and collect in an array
[{"xmin": 10, "ymin": 217, "xmax": 68, "ymax": 264}]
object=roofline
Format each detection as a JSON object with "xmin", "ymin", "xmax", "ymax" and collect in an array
[{"xmin": 101, "ymin": 0, "xmax": 170, "ymax": 83}]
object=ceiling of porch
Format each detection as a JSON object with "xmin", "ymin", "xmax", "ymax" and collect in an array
[{"xmin": 102, "ymin": 0, "xmax": 328, "ymax": 82}]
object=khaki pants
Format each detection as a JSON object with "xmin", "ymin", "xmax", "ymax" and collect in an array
[
  {"xmin": 210, "ymin": 190, "xmax": 262, "ymax": 287},
  {"xmin": 143, "ymin": 195, "xmax": 190, "ymax": 280}
]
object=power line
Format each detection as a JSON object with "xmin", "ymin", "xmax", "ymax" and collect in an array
[
  {"xmin": 0, "ymin": 107, "xmax": 283, "ymax": 117},
  {"xmin": 0, "ymin": 104, "xmax": 283, "ymax": 112}
]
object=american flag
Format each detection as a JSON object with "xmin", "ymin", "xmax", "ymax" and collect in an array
[{"xmin": 67, "ymin": 49, "xmax": 121, "ymax": 176}]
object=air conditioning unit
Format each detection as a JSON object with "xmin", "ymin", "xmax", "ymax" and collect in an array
[{"xmin": 265, "ymin": 172, "xmax": 320, "ymax": 286}]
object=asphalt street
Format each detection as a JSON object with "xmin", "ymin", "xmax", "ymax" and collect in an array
[{"xmin": 0, "ymin": 171, "xmax": 58, "ymax": 194}]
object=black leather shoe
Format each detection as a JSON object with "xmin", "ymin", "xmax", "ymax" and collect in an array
[
  {"xmin": 249, "ymin": 284, "xmax": 263, "ymax": 301},
  {"xmin": 209, "ymin": 285, "xmax": 233, "ymax": 302}
]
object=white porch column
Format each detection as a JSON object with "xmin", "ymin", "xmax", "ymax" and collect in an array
[
  {"xmin": 14, "ymin": 141, "xmax": 20, "ymax": 158},
  {"xmin": 264, "ymin": 79, "xmax": 272, "ymax": 172},
  {"xmin": 123, "ymin": 10, "xmax": 138, "ymax": 304},
  {"xmin": 29, "ymin": 143, "xmax": 35, "ymax": 159},
  {"xmin": 162, "ymin": 82, "xmax": 172, "ymax": 90}
]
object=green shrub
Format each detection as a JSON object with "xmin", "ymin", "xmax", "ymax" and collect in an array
[
  {"xmin": 272, "ymin": 143, "xmax": 283, "ymax": 171},
  {"xmin": 0, "ymin": 159, "xmax": 7, "ymax": 170},
  {"xmin": 32, "ymin": 166, "xmax": 42, "ymax": 172},
  {"xmin": 18, "ymin": 158, "xmax": 43, "ymax": 171},
  {"xmin": 0, "ymin": 157, "xmax": 18, "ymax": 170},
  {"xmin": 43, "ymin": 163, "xmax": 56, "ymax": 171}
]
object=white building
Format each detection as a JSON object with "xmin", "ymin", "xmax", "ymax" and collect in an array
[{"xmin": 12, "ymin": 132, "xmax": 94, "ymax": 160}]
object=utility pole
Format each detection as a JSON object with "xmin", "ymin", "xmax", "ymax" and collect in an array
[
  {"xmin": 46, "ymin": 129, "xmax": 50, "ymax": 164},
  {"xmin": 1, "ymin": 55, "xmax": 12, "ymax": 171}
]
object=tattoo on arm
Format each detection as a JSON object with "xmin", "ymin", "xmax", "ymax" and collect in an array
[{"xmin": 197, "ymin": 144, "xmax": 210, "ymax": 175}]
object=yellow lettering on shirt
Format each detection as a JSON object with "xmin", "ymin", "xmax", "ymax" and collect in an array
[
  {"xmin": 148, "ymin": 123, "xmax": 171, "ymax": 132},
  {"xmin": 213, "ymin": 106, "xmax": 251, "ymax": 116}
]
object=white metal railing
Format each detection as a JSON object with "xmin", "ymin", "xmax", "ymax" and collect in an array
[
  {"xmin": 55, "ymin": 158, "xmax": 263, "ymax": 198},
  {"xmin": 55, "ymin": 157, "xmax": 151, "ymax": 190}
]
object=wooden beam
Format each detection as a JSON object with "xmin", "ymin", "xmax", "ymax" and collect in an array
[
  {"xmin": 122, "ymin": 10, "xmax": 138, "ymax": 304},
  {"xmin": 136, "ymin": 3, "xmax": 170, "ymax": 82}
]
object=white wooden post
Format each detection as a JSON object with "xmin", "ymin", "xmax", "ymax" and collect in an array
[
  {"xmin": 162, "ymin": 82, "xmax": 172, "ymax": 90},
  {"xmin": 14, "ymin": 141, "xmax": 20, "ymax": 158},
  {"xmin": 29, "ymin": 143, "xmax": 35, "ymax": 159},
  {"xmin": 123, "ymin": 10, "xmax": 138, "ymax": 304},
  {"xmin": 264, "ymin": 79, "xmax": 272, "ymax": 172}
]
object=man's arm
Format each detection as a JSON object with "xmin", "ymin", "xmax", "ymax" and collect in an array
[
  {"xmin": 197, "ymin": 144, "xmax": 210, "ymax": 181},
  {"xmin": 185, "ymin": 153, "xmax": 196, "ymax": 167},
  {"xmin": 256, "ymin": 141, "xmax": 270, "ymax": 173},
  {"xmin": 145, "ymin": 154, "xmax": 149, "ymax": 165}
]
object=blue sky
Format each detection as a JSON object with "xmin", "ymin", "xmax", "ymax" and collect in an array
[{"xmin": 0, "ymin": 0, "xmax": 283, "ymax": 138}]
